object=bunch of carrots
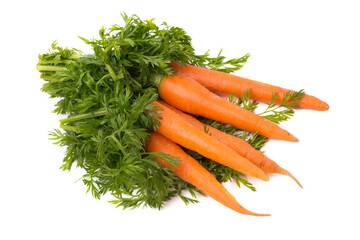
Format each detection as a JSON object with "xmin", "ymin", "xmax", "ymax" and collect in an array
[
  {"xmin": 146, "ymin": 63, "xmax": 329, "ymax": 216},
  {"xmin": 37, "ymin": 14, "xmax": 329, "ymax": 216}
]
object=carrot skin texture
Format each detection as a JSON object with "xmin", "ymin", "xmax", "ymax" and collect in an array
[
  {"xmin": 145, "ymin": 131, "xmax": 270, "ymax": 216},
  {"xmin": 152, "ymin": 101, "xmax": 269, "ymax": 181},
  {"xmin": 158, "ymin": 75, "xmax": 298, "ymax": 142},
  {"xmin": 170, "ymin": 62, "xmax": 329, "ymax": 111},
  {"xmin": 159, "ymin": 101, "xmax": 302, "ymax": 188}
]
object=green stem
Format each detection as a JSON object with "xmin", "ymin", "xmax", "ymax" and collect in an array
[
  {"xmin": 104, "ymin": 44, "xmax": 114, "ymax": 54},
  {"xmin": 36, "ymin": 65, "xmax": 68, "ymax": 72},
  {"xmin": 40, "ymin": 74, "xmax": 60, "ymax": 82},
  {"xmin": 105, "ymin": 64, "xmax": 118, "ymax": 81},
  {"xmin": 258, "ymin": 106, "xmax": 281, "ymax": 116},
  {"xmin": 37, "ymin": 60, "xmax": 73, "ymax": 65},
  {"xmin": 69, "ymin": 54, "xmax": 82, "ymax": 60},
  {"xmin": 37, "ymin": 54, "xmax": 80, "ymax": 71},
  {"xmin": 109, "ymin": 135, "xmax": 127, "ymax": 155},
  {"xmin": 95, "ymin": 74, "xmax": 110, "ymax": 94},
  {"xmin": 60, "ymin": 109, "xmax": 107, "ymax": 124},
  {"xmin": 60, "ymin": 123, "xmax": 81, "ymax": 133}
]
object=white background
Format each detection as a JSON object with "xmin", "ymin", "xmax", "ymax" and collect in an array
[{"xmin": 1, "ymin": 0, "xmax": 359, "ymax": 239}]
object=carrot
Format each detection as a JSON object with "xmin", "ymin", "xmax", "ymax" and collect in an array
[
  {"xmin": 159, "ymin": 100, "xmax": 302, "ymax": 188},
  {"xmin": 153, "ymin": 74, "xmax": 298, "ymax": 142},
  {"xmin": 145, "ymin": 131, "xmax": 270, "ymax": 216},
  {"xmin": 170, "ymin": 62, "xmax": 329, "ymax": 111},
  {"xmin": 152, "ymin": 100, "xmax": 269, "ymax": 181}
]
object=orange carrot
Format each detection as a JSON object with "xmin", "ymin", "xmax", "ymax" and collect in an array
[
  {"xmin": 152, "ymin": 74, "xmax": 298, "ymax": 142},
  {"xmin": 159, "ymin": 100, "xmax": 302, "ymax": 188},
  {"xmin": 145, "ymin": 131, "xmax": 270, "ymax": 216},
  {"xmin": 170, "ymin": 62, "xmax": 329, "ymax": 111},
  {"xmin": 152, "ymin": 100, "xmax": 269, "ymax": 181}
]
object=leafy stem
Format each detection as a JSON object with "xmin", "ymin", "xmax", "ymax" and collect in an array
[
  {"xmin": 59, "ymin": 109, "xmax": 107, "ymax": 124},
  {"xmin": 258, "ymin": 90, "xmax": 305, "ymax": 124}
]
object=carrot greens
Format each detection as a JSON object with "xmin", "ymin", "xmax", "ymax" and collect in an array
[{"xmin": 258, "ymin": 90, "xmax": 305, "ymax": 124}]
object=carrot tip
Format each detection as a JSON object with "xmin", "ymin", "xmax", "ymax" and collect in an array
[
  {"xmin": 287, "ymin": 134, "xmax": 299, "ymax": 142},
  {"xmin": 252, "ymin": 169, "xmax": 270, "ymax": 181},
  {"xmin": 251, "ymin": 213, "xmax": 271, "ymax": 217},
  {"xmin": 258, "ymin": 213, "xmax": 271, "ymax": 217},
  {"xmin": 262, "ymin": 174, "xmax": 270, "ymax": 182},
  {"xmin": 279, "ymin": 168, "xmax": 303, "ymax": 188},
  {"xmin": 238, "ymin": 207, "xmax": 271, "ymax": 217},
  {"xmin": 320, "ymin": 101, "xmax": 330, "ymax": 111},
  {"xmin": 244, "ymin": 211, "xmax": 271, "ymax": 217},
  {"xmin": 290, "ymin": 175, "xmax": 303, "ymax": 189}
]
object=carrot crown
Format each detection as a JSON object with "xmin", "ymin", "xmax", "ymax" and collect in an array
[{"xmin": 149, "ymin": 73, "xmax": 163, "ymax": 87}]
